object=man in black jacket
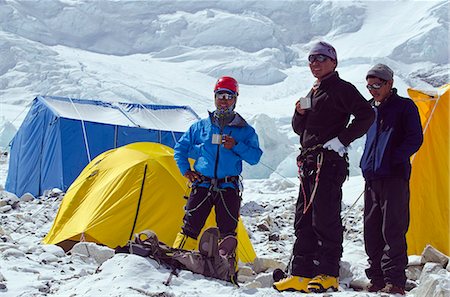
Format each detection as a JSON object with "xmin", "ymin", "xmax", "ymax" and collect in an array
[
  {"xmin": 274, "ymin": 41, "xmax": 374, "ymax": 293},
  {"xmin": 361, "ymin": 64, "xmax": 423, "ymax": 295}
]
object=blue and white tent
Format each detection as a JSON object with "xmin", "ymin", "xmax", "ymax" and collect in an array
[{"xmin": 6, "ymin": 96, "xmax": 200, "ymax": 197}]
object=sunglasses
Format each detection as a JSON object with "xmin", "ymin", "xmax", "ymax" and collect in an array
[
  {"xmin": 366, "ymin": 81, "xmax": 386, "ymax": 90},
  {"xmin": 215, "ymin": 92, "xmax": 236, "ymax": 100},
  {"xmin": 308, "ymin": 54, "xmax": 329, "ymax": 63}
]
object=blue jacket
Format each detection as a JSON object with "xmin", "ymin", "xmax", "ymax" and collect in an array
[
  {"xmin": 360, "ymin": 89, "xmax": 423, "ymax": 181},
  {"xmin": 174, "ymin": 112, "xmax": 262, "ymax": 188}
]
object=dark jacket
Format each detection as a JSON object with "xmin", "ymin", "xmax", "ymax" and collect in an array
[
  {"xmin": 360, "ymin": 89, "xmax": 423, "ymax": 181},
  {"xmin": 292, "ymin": 72, "xmax": 374, "ymax": 154}
]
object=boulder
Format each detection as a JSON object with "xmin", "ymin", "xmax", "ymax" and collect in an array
[{"xmin": 422, "ymin": 245, "xmax": 449, "ymax": 267}]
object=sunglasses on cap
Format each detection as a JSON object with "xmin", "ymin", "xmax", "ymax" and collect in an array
[
  {"xmin": 308, "ymin": 54, "xmax": 329, "ymax": 63},
  {"xmin": 215, "ymin": 92, "xmax": 237, "ymax": 100},
  {"xmin": 366, "ymin": 81, "xmax": 386, "ymax": 90}
]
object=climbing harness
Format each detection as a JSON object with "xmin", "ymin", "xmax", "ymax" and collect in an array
[{"xmin": 297, "ymin": 147, "xmax": 324, "ymax": 214}]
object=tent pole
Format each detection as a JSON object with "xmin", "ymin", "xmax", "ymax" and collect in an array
[{"xmin": 129, "ymin": 164, "xmax": 148, "ymax": 240}]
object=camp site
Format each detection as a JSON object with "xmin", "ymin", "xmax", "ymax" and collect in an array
[{"xmin": 0, "ymin": 1, "xmax": 448, "ymax": 296}]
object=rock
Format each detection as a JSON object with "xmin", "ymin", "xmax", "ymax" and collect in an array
[
  {"xmin": 268, "ymin": 233, "xmax": 279, "ymax": 241},
  {"xmin": 20, "ymin": 193, "xmax": 34, "ymax": 202},
  {"xmin": 39, "ymin": 252, "xmax": 59, "ymax": 263},
  {"xmin": 422, "ymin": 245, "xmax": 449, "ymax": 267},
  {"xmin": 2, "ymin": 248, "xmax": 26, "ymax": 258},
  {"xmin": 238, "ymin": 265, "xmax": 254, "ymax": 277},
  {"xmin": 256, "ymin": 223, "xmax": 270, "ymax": 232},
  {"xmin": 405, "ymin": 279, "xmax": 418, "ymax": 291},
  {"xmin": 413, "ymin": 270, "xmax": 450, "ymax": 297},
  {"xmin": 338, "ymin": 261, "xmax": 353, "ymax": 288},
  {"xmin": 0, "ymin": 271, "xmax": 6, "ymax": 282},
  {"xmin": 254, "ymin": 272, "xmax": 273, "ymax": 287},
  {"xmin": 70, "ymin": 242, "xmax": 114, "ymax": 265},
  {"xmin": 349, "ymin": 278, "xmax": 369, "ymax": 291},
  {"xmin": 0, "ymin": 205, "xmax": 12, "ymax": 213},
  {"xmin": 243, "ymin": 280, "xmax": 262, "ymax": 289},
  {"xmin": 252, "ymin": 257, "xmax": 285, "ymax": 274},
  {"xmin": 406, "ymin": 265, "xmax": 423, "ymax": 281},
  {"xmin": 419, "ymin": 262, "xmax": 444, "ymax": 284},
  {"xmin": 237, "ymin": 274, "xmax": 255, "ymax": 283},
  {"xmin": 41, "ymin": 244, "xmax": 66, "ymax": 257},
  {"xmin": 408, "ymin": 254, "xmax": 425, "ymax": 266}
]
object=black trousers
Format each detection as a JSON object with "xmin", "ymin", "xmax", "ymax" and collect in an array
[
  {"xmin": 181, "ymin": 186, "xmax": 241, "ymax": 240},
  {"xmin": 364, "ymin": 178, "xmax": 409, "ymax": 288},
  {"xmin": 291, "ymin": 157, "xmax": 348, "ymax": 277}
]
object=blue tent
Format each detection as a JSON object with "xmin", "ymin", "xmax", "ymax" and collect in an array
[{"xmin": 6, "ymin": 96, "xmax": 200, "ymax": 197}]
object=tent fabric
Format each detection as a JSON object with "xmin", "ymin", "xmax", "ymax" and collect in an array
[
  {"xmin": 406, "ymin": 84, "xmax": 449, "ymax": 256},
  {"xmin": 6, "ymin": 96, "xmax": 199, "ymax": 197},
  {"xmin": 43, "ymin": 142, "xmax": 256, "ymax": 263}
]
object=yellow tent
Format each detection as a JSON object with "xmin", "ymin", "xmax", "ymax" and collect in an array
[
  {"xmin": 406, "ymin": 84, "xmax": 449, "ymax": 255},
  {"xmin": 43, "ymin": 142, "xmax": 256, "ymax": 263}
]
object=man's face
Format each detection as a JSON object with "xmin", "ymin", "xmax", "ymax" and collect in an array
[
  {"xmin": 308, "ymin": 54, "xmax": 337, "ymax": 80},
  {"xmin": 214, "ymin": 91, "xmax": 237, "ymax": 111},
  {"xmin": 366, "ymin": 77, "xmax": 393, "ymax": 102}
]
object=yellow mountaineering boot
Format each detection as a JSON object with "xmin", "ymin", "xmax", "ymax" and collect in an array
[
  {"xmin": 307, "ymin": 274, "xmax": 339, "ymax": 293},
  {"xmin": 172, "ymin": 232, "xmax": 198, "ymax": 250},
  {"xmin": 273, "ymin": 275, "xmax": 311, "ymax": 292}
]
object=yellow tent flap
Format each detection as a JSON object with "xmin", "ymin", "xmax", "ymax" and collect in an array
[
  {"xmin": 43, "ymin": 142, "xmax": 256, "ymax": 263},
  {"xmin": 406, "ymin": 84, "xmax": 449, "ymax": 256}
]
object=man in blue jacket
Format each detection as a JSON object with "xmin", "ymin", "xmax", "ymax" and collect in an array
[
  {"xmin": 360, "ymin": 64, "xmax": 423, "ymax": 295},
  {"xmin": 173, "ymin": 76, "xmax": 262, "ymax": 253}
]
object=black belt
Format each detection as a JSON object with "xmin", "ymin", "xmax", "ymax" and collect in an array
[{"xmin": 201, "ymin": 175, "xmax": 239, "ymax": 185}]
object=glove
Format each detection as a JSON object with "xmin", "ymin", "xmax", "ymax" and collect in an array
[{"xmin": 323, "ymin": 137, "xmax": 347, "ymax": 157}]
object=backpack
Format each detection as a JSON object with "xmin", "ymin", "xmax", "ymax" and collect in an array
[{"xmin": 115, "ymin": 227, "xmax": 238, "ymax": 284}]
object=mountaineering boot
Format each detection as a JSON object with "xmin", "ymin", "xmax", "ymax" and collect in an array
[
  {"xmin": 218, "ymin": 235, "xmax": 237, "ymax": 258},
  {"xmin": 273, "ymin": 275, "xmax": 311, "ymax": 292},
  {"xmin": 198, "ymin": 227, "xmax": 220, "ymax": 278},
  {"xmin": 366, "ymin": 281, "xmax": 385, "ymax": 292},
  {"xmin": 218, "ymin": 235, "xmax": 238, "ymax": 275},
  {"xmin": 198, "ymin": 227, "xmax": 220, "ymax": 258},
  {"xmin": 307, "ymin": 274, "xmax": 339, "ymax": 293},
  {"xmin": 380, "ymin": 283, "xmax": 405, "ymax": 295},
  {"xmin": 173, "ymin": 232, "xmax": 198, "ymax": 250}
]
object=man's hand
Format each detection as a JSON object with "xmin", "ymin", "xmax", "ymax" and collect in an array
[
  {"xmin": 323, "ymin": 137, "xmax": 347, "ymax": 157},
  {"xmin": 295, "ymin": 100, "xmax": 306, "ymax": 115},
  {"xmin": 222, "ymin": 135, "xmax": 236, "ymax": 149},
  {"xmin": 184, "ymin": 170, "xmax": 202, "ymax": 182}
]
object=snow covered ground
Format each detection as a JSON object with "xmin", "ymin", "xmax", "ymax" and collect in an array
[{"xmin": 0, "ymin": 1, "xmax": 449, "ymax": 296}]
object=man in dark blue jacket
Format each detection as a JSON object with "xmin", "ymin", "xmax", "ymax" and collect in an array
[
  {"xmin": 274, "ymin": 41, "xmax": 374, "ymax": 293},
  {"xmin": 360, "ymin": 64, "xmax": 423, "ymax": 295}
]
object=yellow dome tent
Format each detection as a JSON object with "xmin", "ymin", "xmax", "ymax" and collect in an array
[
  {"xmin": 407, "ymin": 84, "xmax": 449, "ymax": 255},
  {"xmin": 43, "ymin": 142, "xmax": 256, "ymax": 263}
]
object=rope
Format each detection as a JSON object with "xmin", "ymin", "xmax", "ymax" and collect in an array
[
  {"xmin": 10, "ymin": 101, "xmax": 33, "ymax": 124},
  {"xmin": 301, "ymin": 152, "xmax": 324, "ymax": 214},
  {"xmin": 218, "ymin": 190, "xmax": 239, "ymax": 223},
  {"xmin": 411, "ymin": 90, "xmax": 441, "ymax": 164},
  {"xmin": 138, "ymin": 104, "xmax": 178, "ymax": 145},
  {"xmin": 68, "ymin": 97, "xmax": 91, "ymax": 162}
]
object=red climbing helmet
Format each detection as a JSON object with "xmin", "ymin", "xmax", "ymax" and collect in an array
[{"xmin": 214, "ymin": 76, "xmax": 239, "ymax": 96}]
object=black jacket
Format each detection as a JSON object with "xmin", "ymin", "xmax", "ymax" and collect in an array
[
  {"xmin": 292, "ymin": 72, "xmax": 374, "ymax": 153},
  {"xmin": 360, "ymin": 89, "xmax": 423, "ymax": 180}
]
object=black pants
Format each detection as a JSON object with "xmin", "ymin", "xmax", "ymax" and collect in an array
[
  {"xmin": 364, "ymin": 178, "xmax": 409, "ymax": 288},
  {"xmin": 291, "ymin": 157, "xmax": 348, "ymax": 277},
  {"xmin": 181, "ymin": 186, "xmax": 241, "ymax": 239}
]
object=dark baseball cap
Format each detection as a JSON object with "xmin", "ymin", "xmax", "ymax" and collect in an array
[
  {"xmin": 366, "ymin": 64, "xmax": 394, "ymax": 81},
  {"xmin": 308, "ymin": 41, "xmax": 337, "ymax": 61}
]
